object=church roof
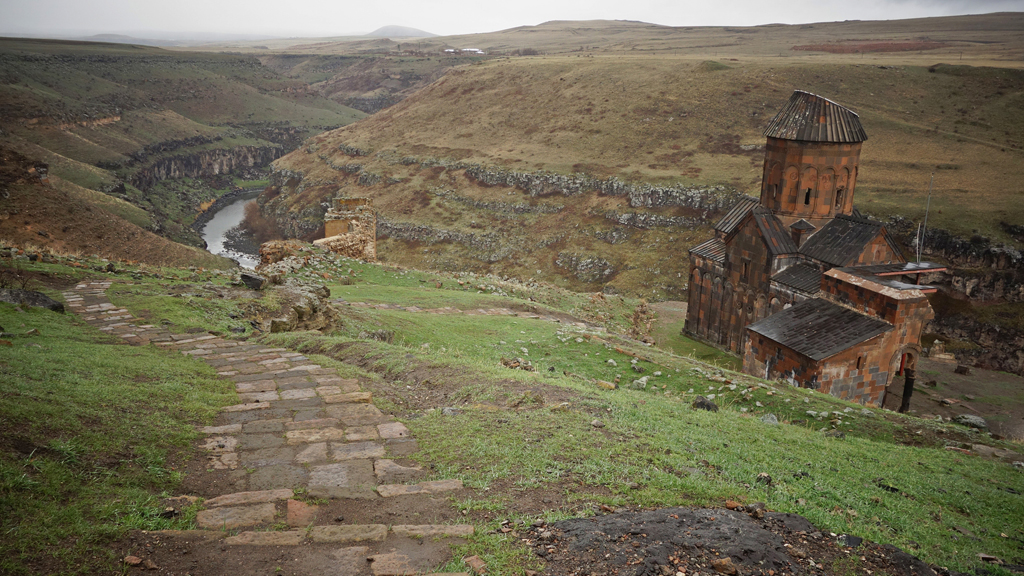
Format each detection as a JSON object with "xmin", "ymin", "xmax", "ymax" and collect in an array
[
  {"xmin": 690, "ymin": 237, "xmax": 726, "ymax": 263},
  {"xmin": 752, "ymin": 206, "xmax": 798, "ymax": 255},
  {"xmin": 772, "ymin": 263, "xmax": 823, "ymax": 294},
  {"xmin": 763, "ymin": 91, "xmax": 868, "ymax": 143},
  {"xmin": 790, "ymin": 219, "xmax": 816, "ymax": 232},
  {"xmin": 799, "ymin": 214, "xmax": 900, "ymax": 267},
  {"xmin": 713, "ymin": 196, "xmax": 758, "ymax": 235},
  {"xmin": 746, "ymin": 298, "xmax": 892, "ymax": 361}
]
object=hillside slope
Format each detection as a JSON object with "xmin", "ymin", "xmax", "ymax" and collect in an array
[
  {"xmin": 0, "ymin": 146, "xmax": 233, "ymax": 268},
  {"xmin": 0, "ymin": 37, "xmax": 366, "ymax": 247},
  {"xmin": 264, "ymin": 56, "xmax": 1024, "ymax": 298}
]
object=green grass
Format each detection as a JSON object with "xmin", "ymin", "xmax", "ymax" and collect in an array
[
  {"xmin": 0, "ymin": 301, "xmax": 236, "ymax": 574},
  {"xmin": 106, "ymin": 275, "xmax": 257, "ymax": 337}
]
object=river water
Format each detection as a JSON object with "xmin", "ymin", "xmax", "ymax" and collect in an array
[{"xmin": 201, "ymin": 194, "xmax": 260, "ymax": 268}]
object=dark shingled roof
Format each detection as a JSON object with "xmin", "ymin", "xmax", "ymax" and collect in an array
[
  {"xmin": 690, "ymin": 238, "xmax": 726, "ymax": 262},
  {"xmin": 747, "ymin": 298, "xmax": 892, "ymax": 361},
  {"xmin": 753, "ymin": 206, "xmax": 798, "ymax": 255},
  {"xmin": 772, "ymin": 263, "xmax": 823, "ymax": 294},
  {"xmin": 714, "ymin": 196, "xmax": 759, "ymax": 235},
  {"xmin": 799, "ymin": 214, "xmax": 898, "ymax": 267},
  {"xmin": 791, "ymin": 219, "xmax": 816, "ymax": 232},
  {"xmin": 763, "ymin": 91, "xmax": 868, "ymax": 144}
]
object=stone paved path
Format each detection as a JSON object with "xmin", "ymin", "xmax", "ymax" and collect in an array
[{"xmin": 65, "ymin": 280, "xmax": 473, "ymax": 576}]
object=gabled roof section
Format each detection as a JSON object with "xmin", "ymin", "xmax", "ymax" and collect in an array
[
  {"xmin": 763, "ymin": 91, "xmax": 868, "ymax": 143},
  {"xmin": 746, "ymin": 298, "xmax": 892, "ymax": 361},
  {"xmin": 791, "ymin": 219, "xmax": 816, "ymax": 232},
  {"xmin": 799, "ymin": 214, "xmax": 891, "ymax": 267},
  {"xmin": 690, "ymin": 238, "xmax": 726, "ymax": 263},
  {"xmin": 713, "ymin": 196, "xmax": 759, "ymax": 236},
  {"xmin": 772, "ymin": 263, "xmax": 823, "ymax": 294},
  {"xmin": 752, "ymin": 206, "xmax": 799, "ymax": 255}
]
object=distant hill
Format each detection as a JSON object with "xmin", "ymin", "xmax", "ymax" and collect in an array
[
  {"xmin": 367, "ymin": 25, "xmax": 436, "ymax": 38},
  {"xmin": 79, "ymin": 34, "xmax": 183, "ymax": 47}
]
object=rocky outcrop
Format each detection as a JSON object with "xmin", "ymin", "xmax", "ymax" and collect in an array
[
  {"xmin": 258, "ymin": 239, "xmax": 309, "ymax": 269},
  {"xmin": 263, "ymin": 280, "xmax": 337, "ymax": 334},
  {"xmin": 603, "ymin": 211, "xmax": 701, "ymax": 229},
  {"xmin": 377, "ymin": 217, "xmax": 520, "ymax": 263},
  {"xmin": 929, "ymin": 314, "xmax": 1024, "ymax": 375},
  {"xmin": 130, "ymin": 146, "xmax": 283, "ymax": 190},
  {"xmin": 555, "ymin": 252, "xmax": 616, "ymax": 283}
]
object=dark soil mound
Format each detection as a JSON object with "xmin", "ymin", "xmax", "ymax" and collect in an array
[{"xmin": 536, "ymin": 506, "xmax": 947, "ymax": 576}]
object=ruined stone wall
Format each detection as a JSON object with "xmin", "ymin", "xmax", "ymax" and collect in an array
[{"xmin": 316, "ymin": 198, "xmax": 376, "ymax": 261}]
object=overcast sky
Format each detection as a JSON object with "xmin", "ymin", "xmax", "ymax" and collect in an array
[{"xmin": 1, "ymin": 0, "xmax": 1022, "ymax": 39}]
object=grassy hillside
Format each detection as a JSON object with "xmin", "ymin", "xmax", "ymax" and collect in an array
[
  {"xmin": 268, "ymin": 55, "xmax": 1023, "ymax": 298},
  {"xmin": 0, "ymin": 37, "xmax": 367, "ymax": 251},
  {"xmin": 4, "ymin": 246, "xmax": 1019, "ymax": 573}
]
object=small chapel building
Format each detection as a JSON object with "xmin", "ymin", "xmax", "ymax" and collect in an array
[{"xmin": 684, "ymin": 90, "xmax": 944, "ymax": 406}]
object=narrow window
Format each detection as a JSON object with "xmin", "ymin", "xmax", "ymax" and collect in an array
[
  {"xmin": 856, "ymin": 356, "xmax": 863, "ymax": 370},
  {"xmin": 742, "ymin": 261, "xmax": 749, "ymax": 282},
  {"xmin": 769, "ymin": 184, "xmax": 777, "ymax": 199},
  {"xmin": 835, "ymin": 187, "xmax": 844, "ymax": 209},
  {"xmin": 804, "ymin": 189, "xmax": 812, "ymax": 205}
]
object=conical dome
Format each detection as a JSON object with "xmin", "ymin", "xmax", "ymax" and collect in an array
[{"xmin": 763, "ymin": 91, "xmax": 867, "ymax": 143}]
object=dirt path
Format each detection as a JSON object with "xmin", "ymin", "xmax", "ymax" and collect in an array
[{"xmin": 64, "ymin": 280, "xmax": 473, "ymax": 576}]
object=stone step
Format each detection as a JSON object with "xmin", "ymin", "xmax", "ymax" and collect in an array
[{"xmin": 377, "ymin": 479, "xmax": 464, "ymax": 498}]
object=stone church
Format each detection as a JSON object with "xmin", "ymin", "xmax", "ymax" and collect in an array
[{"xmin": 685, "ymin": 91, "xmax": 944, "ymax": 407}]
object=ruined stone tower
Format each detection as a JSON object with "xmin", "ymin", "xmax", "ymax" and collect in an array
[{"xmin": 313, "ymin": 196, "xmax": 377, "ymax": 261}]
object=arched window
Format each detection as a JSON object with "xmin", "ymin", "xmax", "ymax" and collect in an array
[
  {"xmin": 804, "ymin": 189, "xmax": 812, "ymax": 205},
  {"xmin": 835, "ymin": 186, "xmax": 845, "ymax": 209}
]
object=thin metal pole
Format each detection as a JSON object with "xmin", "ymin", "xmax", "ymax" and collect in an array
[{"xmin": 918, "ymin": 173, "xmax": 934, "ymax": 263}]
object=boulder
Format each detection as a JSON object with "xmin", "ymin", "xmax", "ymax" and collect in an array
[
  {"xmin": 258, "ymin": 239, "xmax": 307, "ymax": 269},
  {"xmin": 953, "ymin": 414, "xmax": 988, "ymax": 430},
  {"xmin": 240, "ymin": 272, "xmax": 267, "ymax": 290},
  {"xmin": 691, "ymin": 395, "xmax": 718, "ymax": 412},
  {"xmin": 0, "ymin": 289, "xmax": 64, "ymax": 313}
]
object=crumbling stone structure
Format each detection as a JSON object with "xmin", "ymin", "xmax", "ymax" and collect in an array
[
  {"xmin": 685, "ymin": 91, "xmax": 945, "ymax": 406},
  {"xmin": 313, "ymin": 196, "xmax": 377, "ymax": 261}
]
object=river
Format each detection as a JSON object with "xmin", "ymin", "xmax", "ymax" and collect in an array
[{"xmin": 201, "ymin": 194, "xmax": 260, "ymax": 268}]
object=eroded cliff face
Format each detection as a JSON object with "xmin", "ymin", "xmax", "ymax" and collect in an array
[
  {"xmin": 256, "ymin": 145, "xmax": 740, "ymax": 298},
  {"xmin": 130, "ymin": 146, "xmax": 283, "ymax": 190}
]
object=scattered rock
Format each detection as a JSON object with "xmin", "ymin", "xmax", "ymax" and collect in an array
[
  {"xmin": 240, "ymin": 272, "xmax": 267, "ymax": 290},
  {"xmin": 838, "ymin": 534, "xmax": 863, "ymax": 548},
  {"xmin": 755, "ymin": 473, "xmax": 772, "ymax": 486},
  {"xmin": 123, "ymin": 556, "xmax": 143, "ymax": 567},
  {"xmin": 954, "ymin": 365, "xmax": 971, "ymax": 375},
  {"xmin": 691, "ymin": 395, "xmax": 718, "ymax": 412},
  {"xmin": 759, "ymin": 414, "xmax": 779, "ymax": 425},
  {"xmin": 463, "ymin": 554, "xmax": 487, "ymax": 574},
  {"xmin": 591, "ymin": 419, "xmax": 605, "ymax": 428},
  {"xmin": 953, "ymin": 414, "xmax": 988, "ymax": 430},
  {"xmin": 711, "ymin": 557, "xmax": 738, "ymax": 574},
  {"xmin": 441, "ymin": 407, "xmax": 461, "ymax": 416},
  {"xmin": 0, "ymin": 289, "xmax": 64, "ymax": 313}
]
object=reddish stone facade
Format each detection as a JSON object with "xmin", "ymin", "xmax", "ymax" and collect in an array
[
  {"xmin": 743, "ymin": 268, "xmax": 936, "ymax": 406},
  {"xmin": 687, "ymin": 90, "xmax": 942, "ymax": 406}
]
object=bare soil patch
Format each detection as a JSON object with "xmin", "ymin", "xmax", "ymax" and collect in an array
[{"xmin": 539, "ymin": 506, "xmax": 958, "ymax": 576}]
